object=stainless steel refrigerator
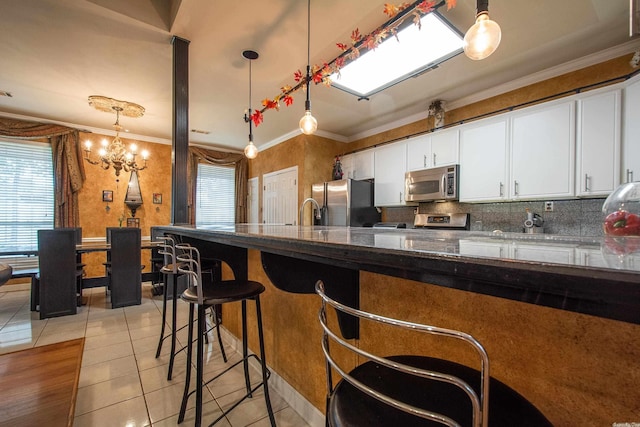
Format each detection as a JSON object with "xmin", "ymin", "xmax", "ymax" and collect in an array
[{"xmin": 311, "ymin": 179, "xmax": 380, "ymax": 226}]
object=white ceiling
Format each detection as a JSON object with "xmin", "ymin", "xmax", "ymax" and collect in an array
[{"xmin": 0, "ymin": 0, "xmax": 637, "ymax": 153}]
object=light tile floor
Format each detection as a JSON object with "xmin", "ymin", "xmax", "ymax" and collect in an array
[{"xmin": 0, "ymin": 282, "xmax": 311, "ymax": 427}]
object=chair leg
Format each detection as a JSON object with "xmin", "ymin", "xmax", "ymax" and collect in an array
[
  {"xmin": 178, "ymin": 302, "xmax": 195, "ymax": 424},
  {"xmin": 255, "ymin": 296, "xmax": 276, "ymax": 426},
  {"xmin": 212, "ymin": 305, "xmax": 227, "ymax": 363},
  {"xmin": 241, "ymin": 300, "xmax": 252, "ymax": 397},
  {"xmin": 195, "ymin": 303, "xmax": 206, "ymax": 427},
  {"xmin": 155, "ymin": 274, "xmax": 169, "ymax": 358},
  {"xmin": 167, "ymin": 274, "xmax": 179, "ymax": 380}
]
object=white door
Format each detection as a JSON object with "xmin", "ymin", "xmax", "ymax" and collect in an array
[
  {"xmin": 247, "ymin": 177, "xmax": 259, "ymax": 223},
  {"xmin": 406, "ymin": 135, "xmax": 431, "ymax": 171},
  {"xmin": 262, "ymin": 166, "xmax": 298, "ymax": 225}
]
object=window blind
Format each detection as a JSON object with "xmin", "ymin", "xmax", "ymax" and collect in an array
[
  {"xmin": 0, "ymin": 139, "xmax": 54, "ymax": 252},
  {"xmin": 196, "ymin": 164, "xmax": 236, "ymax": 226}
]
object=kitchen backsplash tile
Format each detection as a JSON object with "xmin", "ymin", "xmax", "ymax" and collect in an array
[{"xmin": 383, "ymin": 198, "xmax": 606, "ymax": 236}]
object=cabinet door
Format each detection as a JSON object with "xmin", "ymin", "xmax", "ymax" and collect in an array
[
  {"xmin": 459, "ymin": 240, "xmax": 508, "ymax": 259},
  {"xmin": 511, "ymin": 101, "xmax": 575, "ymax": 199},
  {"xmin": 406, "ymin": 135, "xmax": 431, "ymax": 171},
  {"xmin": 431, "ymin": 128, "xmax": 459, "ymax": 167},
  {"xmin": 576, "ymin": 89, "xmax": 620, "ymax": 196},
  {"xmin": 353, "ymin": 149, "xmax": 374, "ymax": 180},
  {"xmin": 340, "ymin": 154, "xmax": 353, "ymax": 180},
  {"xmin": 623, "ymin": 77, "xmax": 640, "ymax": 183},
  {"xmin": 459, "ymin": 118, "xmax": 509, "ymax": 202},
  {"xmin": 512, "ymin": 243, "xmax": 574, "ymax": 264},
  {"xmin": 374, "ymin": 142, "xmax": 411, "ymax": 206}
]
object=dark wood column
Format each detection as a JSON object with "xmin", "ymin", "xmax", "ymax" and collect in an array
[{"xmin": 171, "ymin": 36, "xmax": 190, "ymax": 224}]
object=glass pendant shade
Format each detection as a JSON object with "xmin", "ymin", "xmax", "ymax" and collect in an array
[
  {"xmin": 299, "ymin": 110, "xmax": 318, "ymax": 135},
  {"xmin": 463, "ymin": 13, "xmax": 501, "ymax": 60},
  {"xmin": 244, "ymin": 141, "xmax": 258, "ymax": 159}
]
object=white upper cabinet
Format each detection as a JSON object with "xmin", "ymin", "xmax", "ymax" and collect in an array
[
  {"xmin": 352, "ymin": 149, "xmax": 375, "ymax": 180},
  {"xmin": 374, "ymin": 142, "xmax": 415, "ymax": 207},
  {"xmin": 406, "ymin": 135, "xmax": 431, "ymax": 171},
  {"xmin": 623, "ymin": 76, "xmax": 640, "ymax": 183},
  {"xmin": 459, "ymin": 117, "xmax": 509, "ymax": 202},
  {"xmin": 576, "ymin": 88, "xmax": 621, "ymax": 196},
  {"xmin": 406, "ymin": 129, "xmax": 459, "ymax": 172},
  {"xmin": 340, "ymin": 154, "xmax": 353, "ymax": 180},
  {"xmin": 510, "ymin": 100, "xmax": 575, "ymax": 199},
  {"xmin": 341, "ymin": 149, "xmax": 374, "ymax": 180},
  {"xmin": 431, "ymin": 128, "xmax": 459, "ymax": 167}
]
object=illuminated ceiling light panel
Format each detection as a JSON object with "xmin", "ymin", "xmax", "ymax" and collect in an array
[{"xmin": 330, "ymin": 12, "xmax": 463, "ymax": 98}]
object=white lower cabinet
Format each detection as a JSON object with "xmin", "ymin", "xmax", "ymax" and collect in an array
[
  {"xmin": 512, "ymin": 242, "xmax": 574, "ymax": 264},
  {"xmin": 459, "ymin": 240, "xmax": 507, "ymax": 258},
  {"xmin": 460, "ymin": 239, "xmax": 576, "ymax": 265}
]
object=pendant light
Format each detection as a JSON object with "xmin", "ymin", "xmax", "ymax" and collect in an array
[
  {"xmin": 243, "ymin": 50, "xmax": 259, "ymax": 159},
  {"xmin": 299, "ymin": 0, "xmax": 317, "ymax": 135},
  {"xmin": 463, "ymin": 0, "xmax": 501, "ymax": 61}
]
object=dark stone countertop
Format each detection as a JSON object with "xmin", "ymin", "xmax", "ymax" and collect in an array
[{"xmin": 154, "ymin": 224, "xmax": 640, "ymax": 324}]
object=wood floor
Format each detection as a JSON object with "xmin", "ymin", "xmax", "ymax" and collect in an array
[{"xmin": 0, "ymin": 338, "xmax": 84, "ymax": 427}]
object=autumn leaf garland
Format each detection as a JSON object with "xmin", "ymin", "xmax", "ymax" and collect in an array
[{"xmin": 250, "ymin": 0, "xmax": 457, "ymax": 128}]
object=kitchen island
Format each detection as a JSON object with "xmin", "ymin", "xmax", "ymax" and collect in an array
[{"xmin": 153, "ymin": 224, "xmax": 640, "ymax": 426}]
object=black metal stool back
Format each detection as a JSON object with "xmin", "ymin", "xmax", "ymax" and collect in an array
[{"xmin": 316, "ymin": 280, "xmax": 551, "ymax": 427}]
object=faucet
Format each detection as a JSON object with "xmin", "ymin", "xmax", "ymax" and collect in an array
[{"xmin": 299, "ymin": 198, "xmax": 321, "ymax": 226}]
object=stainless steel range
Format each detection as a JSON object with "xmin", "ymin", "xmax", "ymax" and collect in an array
[{"xmin": 413, "ymin": 213, "xmax": 470, "ymax": 230}]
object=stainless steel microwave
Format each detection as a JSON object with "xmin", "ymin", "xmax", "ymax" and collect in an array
[{"xmin": 404, "ymin": 165, "xmax": 459, "ymax": 202}]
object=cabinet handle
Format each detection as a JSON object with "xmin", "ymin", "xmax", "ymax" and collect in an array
[
  {"xmin": 433, "ymin": 153, "xmax": 437, "ymax": 166},
  {"xmin": 399, "ymin": 192, "xmax": 403, "ymax": 203},
  {"xmin": 423, "ymin": 155, "xmax": 427, "ymax": 168},
  {"xmin": 514, "ymin": 180, "xmax": 519, "ymax": 195},
  {"xmin": 584, "ymin": 174, "xmax": 590, "ymax": 192},
  {"xmin": 499, "ymin": 182, "xmax": 504, "ymax": 197},
  {"xmin": 628, "ymin": 169, "xmax": 634, "ymax": 183}
]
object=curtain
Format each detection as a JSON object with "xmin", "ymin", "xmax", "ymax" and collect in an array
[
  {"xmin": 0, "ymin": 117, "xmax": 85, "ymax": 227},
  {"xmin": 188, "ymin": 147, "xmax": 248, "ymax": 224}
]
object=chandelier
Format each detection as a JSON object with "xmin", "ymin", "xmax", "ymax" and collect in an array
[{"xmin": 84, "ymin": 96, "xmax": 148, "ymax": 178}]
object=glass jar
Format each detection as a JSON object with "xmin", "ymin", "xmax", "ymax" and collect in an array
[
  {"xmin": 601, "ymin": 182, "xmax": 640, "ymax": 268},
  {"xmin": 602, "ymin": 182, "xmax": 640, "ymax": 237}
]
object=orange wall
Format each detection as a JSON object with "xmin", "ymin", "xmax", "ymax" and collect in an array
[{"xmin": 77, "ymin": 131, "xmax": 172, "ymax": 277}]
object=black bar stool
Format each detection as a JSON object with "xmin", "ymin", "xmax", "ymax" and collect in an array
[
  {"xmin": 316, "ymin": 280, "xmax": 552, "ymax": 427},
  {"xmin": 155, "ymin": 236, "xmax": 227, "ymax": 381},
  {"xmin": 176, "ymin": 244, "xmax": 276, "ymax": 427}
]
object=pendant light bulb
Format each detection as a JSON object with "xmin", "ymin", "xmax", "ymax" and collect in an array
[
  {"xmin": 244, "ymin": 141, "xmax": 258, "ymax": 159},
  {"xmin": 299, "ymin": 110, "xmax": 317, "ymax": 135},
  {"xmin": 463, "ymin": 12, "xmax": 501, "ymax": 60}
]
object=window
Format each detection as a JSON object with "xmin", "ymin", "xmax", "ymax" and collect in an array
[
  {"xmin": 0, "ymin": 139, "xmax": 54, "ymax": 252},
  {"xmin": 196, "ymin": 164, "xmax": 236, "ymax": 226},
  {"xmin": 329, "ymin": 11, "xmax": 463, "ymax": 98}
]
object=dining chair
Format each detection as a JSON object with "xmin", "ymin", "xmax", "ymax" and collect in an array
[
  {"xmin": 36, "ymin": 229, "xmax": 78, "ymax": 319},
  {"xmin": 316, "ymin": 280, "xmax": 552, "ymax": 426},
  {"xmin": 106, "ymin": 227, "xmax": 142, "ymax": 308}
]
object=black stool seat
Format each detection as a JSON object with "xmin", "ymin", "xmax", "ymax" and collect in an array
[
  {"xmin": 329, "ymin": 355, "xmax": 552, "ymax": 427},
  {"xmin": 181, "ymin": 280, "xmax": 265, "ymax": 306}
]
